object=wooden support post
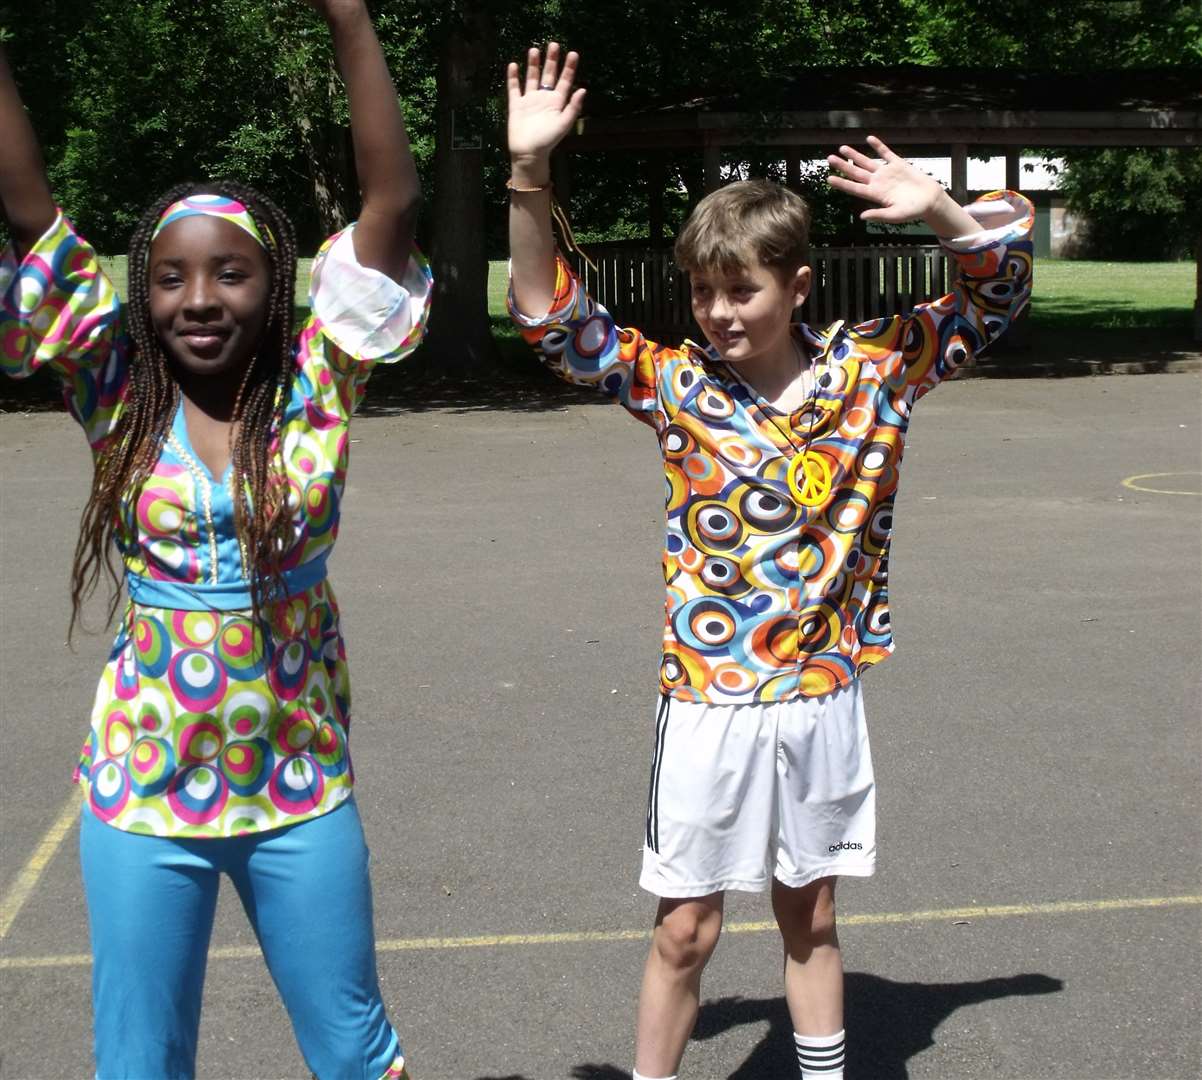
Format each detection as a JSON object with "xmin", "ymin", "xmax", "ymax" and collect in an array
[
  {"xmin": 1005, "ymin": 148, "xmax": 1021, "ymax": 192},
  {"xmin": 648, "ymin": 154, "xmax": 667, "ymax": 247},
  {"xmin": 951, "ymin": 142, "xmax": 968, "ymax": 204},
  {"xmin": 786, "ymin": 149, "xmax": 801, "ymax": 192},
  {"xmin": 704, "ymin": 140, "xmax": 721, "ymax": 193}
]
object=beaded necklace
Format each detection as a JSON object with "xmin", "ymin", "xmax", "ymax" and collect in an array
[{"xmin": 167, "ymin": 429, "xmax": 251, "ymax": 583}]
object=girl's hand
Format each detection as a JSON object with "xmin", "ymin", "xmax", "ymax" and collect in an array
[
  {"xmin": 507, "ymin": 43, "xmax": 586, "ymax": 182},
  {"xmin": 827, "ymin": 136, "xmax": 946, "ymax": 223},
  {"xmin": 0, "ymin": 45, "xmax": 56, "ymax": 251},
  {"xmin": 305, "ymin": 0, "xmax": 366, "ymax": 25},
  {"xmin": 310, "ymin": 0, "xmax": 417, "ymax": 281}
]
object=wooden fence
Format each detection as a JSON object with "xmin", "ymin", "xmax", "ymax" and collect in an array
[{"xmin": 568, "ymin": 243, "xmax": 956, "ymax": 342}]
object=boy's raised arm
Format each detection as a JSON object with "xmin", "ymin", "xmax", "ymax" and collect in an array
[
  {"xmin": 829, "ymin": 135, "xmax": 1033, "ymax": 394},
  {"xmin": 311, "ymin": 0, "xmax": 420, "ymax": 282},
  {"xmin": 828, "ymin": 135, "xmax": 981, "ymax": 240},
  {"xmin": 0, "ymin": 46, "xmax": 57, "ymax": 255},
  {"xmin": 507, "ymin": 43, "xmax": 586, "ymax": 316}
]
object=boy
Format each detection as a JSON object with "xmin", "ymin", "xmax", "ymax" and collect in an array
[{"xmin": 506, "ymin": 44, "xmax": 1033, "ymax": 1080}]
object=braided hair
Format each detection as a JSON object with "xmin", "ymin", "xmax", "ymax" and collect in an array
[{"xmin": 69, "ymin": 180, "xmax": 300, "ymax": 641}]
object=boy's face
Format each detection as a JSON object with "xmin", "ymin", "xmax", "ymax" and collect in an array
[{"xmin": 689, "ymin": 259, "xmax": 811, "ymax": 368}]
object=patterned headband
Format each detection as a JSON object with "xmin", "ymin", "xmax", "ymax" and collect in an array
[{"xmin": 151, "ymin": 194, "xmax": 272, "ymax": 249}]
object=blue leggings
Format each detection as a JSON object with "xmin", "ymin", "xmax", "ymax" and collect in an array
[{"xmin": 80, "ymin": 798, "xmax": 404, "ymax": 1080}]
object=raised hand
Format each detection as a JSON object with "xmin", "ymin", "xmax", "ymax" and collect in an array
[
  {"xmin": 305, "ymin": 0, "xmax": 367, "ymax": 23},
  {"xmin": 826, "ymin": 136, "xmax": 946, "ymax": 224},
  {"xmin": 507, "ymin": 43, "xmax": 586, "ymax": 183},
  {"xmin": 827, "ymin": 135, "xmax": 982, "ymax": 238},
  {"xmin": 306, "ymin": 0, "xmax": 418, "ymax": 281},
  {"xmin": 0, "ymin": 46, "xmax": 56, "ymax": 252}
]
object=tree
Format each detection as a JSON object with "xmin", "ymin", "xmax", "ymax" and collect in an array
[
  {"xmin": 898, "ymin": 0, "xmax": 1202, "ymax": 69},
  {"xmin": 3, "ymin": 0, "xmax": 435, "ymax": 252},
  {"xmin": 1054, "ymin": 149, "xmax": 1202, "ymax": 260},
  {"xmin": 417, "ymin": 1, "xmax": 498, "ymax": 376},
  {"xmin": 6, "ymin": 0, "xmax": 1199, "ymax": 375}
]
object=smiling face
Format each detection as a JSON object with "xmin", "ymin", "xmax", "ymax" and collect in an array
[
  {"xmin": 148, "ymin": 214, "xmax": 271, "ymax": 382},
  {"xmin": 689, "ymin": 257, "xmax": 811, "ymax": 366}
]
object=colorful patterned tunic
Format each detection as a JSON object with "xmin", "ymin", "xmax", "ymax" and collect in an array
[
  {"xmin": 511, "ymin": 191, "xmax": 1034, "ymax": 704},
  {"xmin": 0, "ymin": 213, "xmax": 432, "ymax": 837}
]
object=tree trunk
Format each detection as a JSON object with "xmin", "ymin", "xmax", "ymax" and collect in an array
[
  {"xmin": 421, "ymin": 7, "xmax": 496, "ymax": 378},
  {"xmin": 287, "ymin": 61, "xmax": 352, "ymax": 242}
]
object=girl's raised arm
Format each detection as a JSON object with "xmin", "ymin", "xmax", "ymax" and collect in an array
[
  {"xmin": 0, "ymin": 46, "xmax": 57, "ymax": 255},
  {"xmin": 311, "ymin": 0, "xmax": 419, "ymax": 283}
]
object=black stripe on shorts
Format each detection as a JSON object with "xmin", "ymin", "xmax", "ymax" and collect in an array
[{"xmin": 645, "ymin": 694, "xmax": 671, "ymax": 853}]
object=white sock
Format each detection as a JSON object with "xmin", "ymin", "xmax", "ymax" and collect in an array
[
  {"xmin": 632, "ymin": 1072, "xmax": 678, "ymax": 1080},
  {"xmin": 794, "ymin": 1029, "xmax": 845, "ymax": 1078}
]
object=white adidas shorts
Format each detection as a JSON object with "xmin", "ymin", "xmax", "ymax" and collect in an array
[{"xmin": 640, "ymin": 681, "xmax": 876, "ymax": 897}]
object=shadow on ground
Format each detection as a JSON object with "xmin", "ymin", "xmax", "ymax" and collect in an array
[
  {"xmin": 976, "ymin": 321, "xmax": 1199, "ymax": 379},
  {"xmin": 476, "ymin": 970, "xmax": 1062, "ymax": 1080},
  {"xmin": 0, "ymin": 328, "xmax": 609, "ymax": 417}
]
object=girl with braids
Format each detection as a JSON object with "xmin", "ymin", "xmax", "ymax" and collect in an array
[{"xmin": 0, "ymin": 2, "xmax": 429, "ymax": 1077}]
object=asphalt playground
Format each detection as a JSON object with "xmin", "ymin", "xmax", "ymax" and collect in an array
[{"xmin": 1, "ymin": 371, "xmax": 1199, "ymax": 1079}]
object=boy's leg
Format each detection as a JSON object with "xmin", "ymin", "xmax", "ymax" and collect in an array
[
  {"xmin": 772, "ymin": 681, "xmax": 875, "ymax": 1078},
  {"xmin": 229, "ymin": 798, "xmax": 406, "ymax": 1080},
  {"xmin": 80, "ymin": 805, "xmax": 220, "ymax": 1078},
  {"xmin": 634, "ymin": 892, "xmax": 724, "ymax": 1078},
  {"xmin": 635, "ymin": 693, "xmax": 780, "ymax": 1076},
  {"xmin": 773, "ymin": 877, "xmax": 842, "ymax": 1033}
]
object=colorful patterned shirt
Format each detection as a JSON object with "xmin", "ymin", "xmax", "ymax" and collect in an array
[
  {"xmin": 511, "ymin": 191, "xmax": 1034, "ymax": 704},
  {"xmin": 0, "ymin": 213, "xmax": 432, "ymax": 837}
]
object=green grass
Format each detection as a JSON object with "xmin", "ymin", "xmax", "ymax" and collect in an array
[
  {"xmin": 487, "ymin": 260, "xmax": 510, "ymax": 316},
  {"xmin": 99, "ymin": 255, "xmax": 514, "ymax": 317},
  {"xmin": 1030, "ymin": 259, "xmax": 1195, "ymax": 332},
  {"xmin": 96, "ymin": 254, "xmax": 1198, "ymax": 335}
]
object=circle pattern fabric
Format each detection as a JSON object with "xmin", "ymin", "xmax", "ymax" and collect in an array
[
  {"xmin": 78, "ymin": 582, "xmax": 352, "ymax": 836},
  {"xmin": 6, "ymin": 216, "xmax": 430, "ymax": 838},
  {"xmin": 514, "ymin": 191, "xmax": 1035, "ymax": 704}
]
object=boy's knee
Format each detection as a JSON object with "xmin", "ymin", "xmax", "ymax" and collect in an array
[
  {"xmin": 774, "ymin": 878, "xmax": 838, "ymax": 946},
  {"xmin": 806, "ymin": 889, "xmax": 838, "ymax": 940},
  {"xmin": 652, "ymin": 900, "xmax": 723, "ymax": 972}
]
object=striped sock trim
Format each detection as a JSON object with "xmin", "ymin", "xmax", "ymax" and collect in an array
[{"xmin": 794, "ymin": 1029, "xmax": 845, "ymax": 1078}]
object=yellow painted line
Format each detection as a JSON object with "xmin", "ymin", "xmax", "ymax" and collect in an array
[
  {"xmin": 725, "ymin": 894, "xmax": 1202, "ymax": 934},
  {"xmin": 1121, "ymin": 471, "xmax": 1202, "ymax": 496},
  {"xmin": 2, "ymin": 893, "xmax": 1198, "ymax": 971},
  {"xmin": 0, "ymin": 793, "xmax": 82, "ymax": 941}
]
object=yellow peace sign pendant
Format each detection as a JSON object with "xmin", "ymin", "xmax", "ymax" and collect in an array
[{"xmin": 788, "ymin": 450, "xmax": 832, "ymax": 508}]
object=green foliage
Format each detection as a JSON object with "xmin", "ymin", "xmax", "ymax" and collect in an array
[
  {"xmin": 1054, "ymin": 149, "xmax": 1202, "ymax": 260},
  {"xmin": 898, "ymin": 0, "xmax": 1202, "ymax": 69},
  {"xmin": 4, "ymin": 0, "xmax": 1198, "ymax": 257},
  {"xmin": 5, "ymin": 0, "xmax": 439, "ymax": 251}
]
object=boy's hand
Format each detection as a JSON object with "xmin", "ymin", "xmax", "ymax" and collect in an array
[
  {"xmin": 826, "ymin": 136, "xmax": 945, "ymax": 223},
  {"xmin": 507, "ymin": 43, "xmax": 586, "ymax": 186},
  {"xmin": 827, "ymin": 135, "xmax": 981, "ymax": 239}
]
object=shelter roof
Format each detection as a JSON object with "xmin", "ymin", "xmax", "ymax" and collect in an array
[{"xmin": 570, "ymin": 67, "xmax": 1202, "ymax": 150}]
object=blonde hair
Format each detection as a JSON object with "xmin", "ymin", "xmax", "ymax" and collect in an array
[{"xmin": 674, "ymin": 179, "xmax": 811, "ymax": 278}]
